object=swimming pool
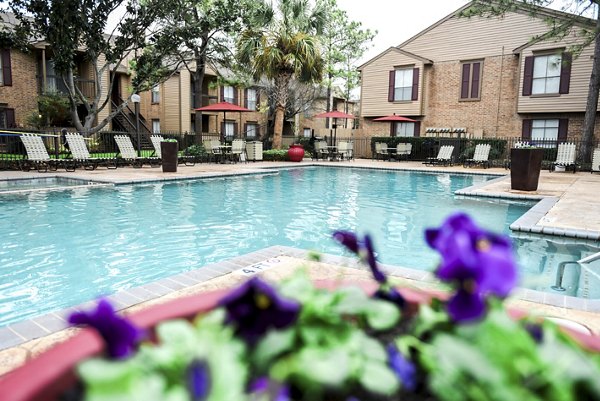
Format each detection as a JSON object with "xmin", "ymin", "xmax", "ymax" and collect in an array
[
  {"xmin": 0, "ymin": 167, "xmax": 598, "ymax": 326},
  {"xmin": 0, "ymin": 177, "xmax": 102, "ymax": 194}
]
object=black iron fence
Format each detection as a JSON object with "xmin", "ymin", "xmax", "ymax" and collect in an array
[{"xmin": 1, "ymin": 128, "xmax": 598, "ymax": 170}]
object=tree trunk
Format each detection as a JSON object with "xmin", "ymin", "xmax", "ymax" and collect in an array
[
  {"xmin": 273, "ymin": 72, "xmax": 291, "ymax": 149},
  {"xmin": 580, "ymin": 7, "xmax": 600, "ymax": 164},
  {"xmin": 193, "ymin": 41, "xmax": 208, "ymax": 144}
]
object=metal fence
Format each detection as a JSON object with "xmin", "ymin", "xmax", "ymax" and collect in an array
[{"xmin": 1, "ymin": 128, "xmax": 598, "ymax": 170}]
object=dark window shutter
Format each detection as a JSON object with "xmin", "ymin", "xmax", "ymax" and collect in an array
[
  {"xmin": 521, "ymin": 119, "xmax": 532, "ymax": 141},
  {"xmin": 558, "ymin": 119, "xmax": 569, "ymax": 142},
  {"xmin": 411, "ymin": 68, "xmax": 419, "ymax": 101},
  {"xmin": 390, "ymin": 122, "xmax": 395, "ymax": 136},
  {"xmin": 244, "ymin": 89, "xmax": 248, "ymax": 108},
  {"xmin": 388, "ymin": 70, "xmax": 395, "ymax": 102},
  {"xmin": 220, "ymin": 86, "xmax": 224, "ymax": 102},
  {"xmin": 233, "ymin": 88, "xmax": 238, "ymax": 105},
  {"xmin": 471, "ymin": 62, "xmax": 481, "ymax": 98},
  {"xmin": 220, "ymin": 121, "xmax": 225, "ymax": 136},
  {"xmin": 234, "ymin": 122, "xmax": 238, "ymax": 136},
  {"xmin": 5, "ymin": 108, "xmax": 15, "ymax": 127},
  {"xmin": 1, "ymin": 49, "xmax": 12, "ymax": 86},
  {"xmin": 559, "ymin": 52, "xmax": 572, "ymax": 94},
  {"xmin": 413, "ymin": 121, "xmax": 421, "ymax": 137},
  {"xmin": 243, "ymin": 123, "xmax": 248, "ymax": 137},
  {"xmin": 460, "ymin": 63, "xmax": 471, "ymax": 99},
  {"xmin": 523, "ymin": 56, "xmax": 534, "ymax": 96}
]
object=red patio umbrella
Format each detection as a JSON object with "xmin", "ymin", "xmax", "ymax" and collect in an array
[
  {"xmin": 314, "ymin": 110, "xmax": 355, "ymax": 146},
  {"xmin": 373, "ymin": 114, "xmax": 417, "ymax": 136},
  {"xmin": 195, "ymin": 101, "xmax": 252, "ymax": 141}
]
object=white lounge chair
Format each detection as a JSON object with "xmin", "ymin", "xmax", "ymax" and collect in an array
[
  {"xmin": 337, "ymin": 141, "xmax": 353, "ymax": 160},
  {"xmin": 230, "ymin": 139, "xmax": 246, "ymax": 163},
  {"xmin": 551, "ymin": 142, "xmax": 577, "ymax": 173},
  {"xmin": 20, "ymin": 133, "xmax": 75, "ymax": 172},
  {"xmin": 65, "ymin": 133, "xmax": 116, "ymax": 170},
  {"xmin": 150, "ymin": 135, "xmax": 195, "ymax": 166},
  {"xmin": 464, "ymin": 143, "xmax": 491, "ymax": 168},
  {"xmin": 114, "ymin": 135, "xmax": 159, "ymax": 168},
  {"xmin": 313, "ymin": 140, "xmax": 329, "ymax": 161},
  {"xmin": 424, "ymin": 145, "xmax": 454, "ymax": 166},
  {"xmin": 592, "ymin": 148, "xmax": 600, "ymax": 174},
  {"xmin": 374, "ymin": 142, "xmax": 390, "ymax": 161}
]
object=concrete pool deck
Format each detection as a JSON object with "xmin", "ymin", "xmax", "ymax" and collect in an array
[{"xmin": 1, "ymin": 159, "xmax": 599, "ymax": 376}]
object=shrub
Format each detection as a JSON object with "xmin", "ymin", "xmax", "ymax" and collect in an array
[{"xmin": 263, "ymin": 149, "xmax": 289, "ymax": 161}]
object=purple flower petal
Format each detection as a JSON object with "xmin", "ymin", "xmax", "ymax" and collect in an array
[
  {"xmin": 525, "ymin": 323, "xmax": 543, "ymax": 343},
  {"xmin": 187, "ymin": 360, "xmax": 210, "ymax": 401},
  {"xmin": 374, "ymin": 287, "xmax": 406, "ymax": 310},
  {"xmin": 387, "ymin": 343, "xmax": 417, "ymax": 391},
  {"xmin": 364, "ymin": 234, "xmax": 386, "ymax": 283},
  {"xmin": 249, "ymin": 377, "xmax": 289, "ymax": 401},
  {"xmin": 220, "ymin": 277, "xmax": 300, "ymax": 345},
  {"xmin": 447, "ymin": 289, "xmax": 486, "ymax": 323},
  {"xmin": 332, "ymin": 230, "xmax": 360, "ymax": 254},
  {"xmin": 68, "ymin": 299, "xmax": 143, "ymax": 359}
]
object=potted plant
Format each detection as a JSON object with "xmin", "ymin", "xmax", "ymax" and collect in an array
[
  {"xmin": 287, "ymin": 143, "xmax": 305, "ymax": 162},
  {"xmin": 161, "ymin": 138, "xmax": 179, "ymax": 173},
  {"xmin": 510, "ymin": 142, "xmax": 544, "ymax": 191},
  {"xmin": 3, "ymin": 213, "xmax": 600, "ymax": 401}
]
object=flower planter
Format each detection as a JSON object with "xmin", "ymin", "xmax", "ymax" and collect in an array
[
  {"xmin": 287, "ymin": 144, "xmax": 305, "ymax": 162},
  {"xmin": 2, "ymin": 281, "xmax": 600, "ymax": 401},
  {"xmin": 160, "ymin": 141, "xmax": 178, "ymax": 173},
  {"xmin": 510, "ymin": 148, "xmax": 543, "ymax": 191}
]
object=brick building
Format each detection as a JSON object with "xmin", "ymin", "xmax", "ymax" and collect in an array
[{"xmin": 358, "ymin": 1, "xmax": 600, "ymax": 143}]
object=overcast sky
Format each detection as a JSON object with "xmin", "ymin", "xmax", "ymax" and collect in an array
[{"xmin": 335, "ymin": 0, "xmax": 469, "ymax": 64}]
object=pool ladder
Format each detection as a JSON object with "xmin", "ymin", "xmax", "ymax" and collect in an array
[{"xmin": 551, "ymin": 251, "xmax": 600, "ymax": 292}]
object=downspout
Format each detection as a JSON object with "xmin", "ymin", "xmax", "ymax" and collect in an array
[
  {"xmin": 41, "ymin": 47, "xmax": 47, "ymax": 94},
  {"xmin": 495, "ymin": 46, "xmax": 505, "ymax": 137}
]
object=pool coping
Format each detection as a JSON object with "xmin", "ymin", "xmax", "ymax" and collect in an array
[
  {"xmin": 0, "ymin": 175, "xmax": 114, "ymax": 195},
  {"xmin": 1, "ymin": 245, "xmax": 599, "ymax": 351}
]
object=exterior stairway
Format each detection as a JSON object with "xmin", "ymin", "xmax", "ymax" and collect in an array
[{"xmin": 111, "ymin": 99, "xmax": 153, "ymax": 151}]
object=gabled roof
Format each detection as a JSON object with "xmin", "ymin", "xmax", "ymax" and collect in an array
[
  {"xmin": 398, "ymin": 0, "xmax": 595, "ymax": 52},
  {"xmin": 358, "ymin": 47, "xmax": 432, "ymax": 71}
]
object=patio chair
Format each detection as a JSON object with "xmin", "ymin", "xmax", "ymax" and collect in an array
[
  {"xmin": 150, "ymin": 135, "xmax": 195, "ymax": 166},
  {"xmin": 230, "ymin": 139, "xmax": 247, "ymax": 163},
  {"xmin": 114, "ymin": 135, "xmax": 160, "ymax": 168},
  {"xmin": 337, "ymin": 141, "xmax": 353, "ymax": 160},
  {"xmin": 550, "ymin": 142, "xmax": 577, "ymax": 173},
  {"xmin": 592, "ymin": 148, "xmax": 600, "ymax": 174},
  {"xmin": 464, "ymin": 143, "xmax": 491, "ymax": 168},
  {"xmin": 313, "ymin": 140, "xmax": 330, "ymax": 161},
  {"xmin": 393, "ymin": 143, "xmax": 412, "ymax": 161},
  {"xmin": 374, "ymin": 142, "xmax": 390, "ymax": 161},
  {"xmin": 65, "ymin": 133, "xmax": 117, "ymax": 170},
  {"xmin": 19, "ymin": 133, "xmax": 75, "ymax": 172},
  {"xmin": 424, "ymin": 145, "xmax": 454, "ymax": 166}
]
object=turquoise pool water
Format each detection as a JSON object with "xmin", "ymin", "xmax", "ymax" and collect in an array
[
  {"xmin": 0, "ymin": 177, "xmax": 95, "ymax": 193},
  {"xmin": 0, "ymin": 167, "xmax": 598, "ymax": 326}
]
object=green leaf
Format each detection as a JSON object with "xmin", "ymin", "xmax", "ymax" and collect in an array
[
  {"xmin": 295, "ymin": 347, "xmax": 351, "ymax": 387},
  {"xmin": 364, "ymin": 299, "xmax": 400, "ymax": 331},
  {"xmin": 358, "ymin": 359, "xmax": 400, "ymax": 396},
  {"xmin": 253, "ymin": 328, "xmax": 295, "ymax": 369}
]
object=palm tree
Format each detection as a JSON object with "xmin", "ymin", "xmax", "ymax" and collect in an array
[{"xmin": 238, "ymin": 0, "xmax": 325, "ymax": 149}]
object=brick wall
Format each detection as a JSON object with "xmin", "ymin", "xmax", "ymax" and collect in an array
[{"xmin": 0, "ymin": 49, "xmax": 39, "ymax": 127}]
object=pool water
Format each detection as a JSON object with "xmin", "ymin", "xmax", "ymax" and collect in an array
[
  {"xmin": 0, "ymin": 167, "xmax": 598, "ymax": 326},
  {"xmin": 0, "ymin": 177, "xmax": 97, "ymax": 193}
]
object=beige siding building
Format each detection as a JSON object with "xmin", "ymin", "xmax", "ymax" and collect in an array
[{"xmin": 358, "ymin": 1, "xmax": 600, "ymax": 143}]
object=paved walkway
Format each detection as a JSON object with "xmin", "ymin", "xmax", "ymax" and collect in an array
[{"xmin": 1, "ymin": 159, "xmax": 600, "ymax": 377}]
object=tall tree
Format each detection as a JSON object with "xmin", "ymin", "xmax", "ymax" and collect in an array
[
  {"xmin": 319, "ymin": 0, "xmax": 375, "ymax": 114},
  {"xmin": 461, "ymin": 0, "xmax": 600, "ymax": 164},
  {"xmin": 237, "ymin": 0, "xmax": 325, "ymax": 149},
  {"xmin": 2, "ymin": 0, "xmax": 170, "ymax": 135},
  {"xmin": 141, "ymin": 0, "xmax": 261, "ymax": 139}
]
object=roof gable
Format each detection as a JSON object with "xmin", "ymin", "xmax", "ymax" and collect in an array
[{"xmin": 358, "ymin": 47, "xmax": 432, "ymax": 71}]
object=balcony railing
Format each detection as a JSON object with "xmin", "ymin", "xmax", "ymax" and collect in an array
[{"xmin": 37, "ymin": 75, "xmax": 96, "ymax": 99}]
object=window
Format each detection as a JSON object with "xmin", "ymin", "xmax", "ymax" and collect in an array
[
  {"xmin": 394, "ymin": 68, "xmax": 413, "ymax": 101},
  {"xmin": 533, "ymin": 55, "xmax": 561, "ymax": 94},
  {"xmin": 531, "ymin": 119, "xmax": 559, "ymax": 146},
  {"xmin": 152, "ymin": 119, "xmax": 160, "ymax": 134},
  {"xmin": 246, "ymin": 123, "xmax": 259, "ymax": 139},
  {"xmin": 223, "ymin": 86, "xmax": 235, "ymax": 103},
  {"xmin": 0, "ymin": 49, "xmax": 12, "ymax": 87},
  {"xmin": 224, "ymin": 121, "xmax": 235, "ymax": 139},
  {"xmin": 0, "ymin": 108, "xmax": 15, "ymax": 128},
  {"xmin": 393, "ymin": 122, "xmax": 415, "ymax": 137},
  {"xmin": 460, "ymin": 61, "xmax": 482, "ymax": 100},
  {"xmin": 151, "ymin": 85, "xmax": 160, "ymax": 103},
  {"xmin": 303, "ymin": 128, "xmax": 312, "ymax": 138},
  {"xmin": 388, "ymin": 67, "xmax": 419, "ymax": 102},
  {"xmin": 246, "ymin": 88, "xmax": 257, "ymax": 110},
  {"xmin": 523, "ymin": 52, "xmax": 571, "ymax": 96}
]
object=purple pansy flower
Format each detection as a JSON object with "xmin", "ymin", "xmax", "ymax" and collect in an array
[
  {"xmin": 425, "ymin": 213, "xmax": 518, "ymax": 322},
  {"xmin": 525, "ymin": 322, "xmax": 544, "ymax": 343},
  {"xmin": 387, "ymin": 343, "xmax": 417, "ymax": 391},
  {"xmin": 249, "ymin": 377, "xmax": 290, "ymax": 401},
  {"xmin": 220, "ymin": 277, "xmax": 300, "ymax": 345},
  {"xmin": 187, "ymin": 360, "xmax": 210, "ymax": 401},
  {"xmin": 68, "ymin": 299, "xmax": 144, "ymax": 359},
  {"xmin": 333, "ymin": 231, "xmax": 387, "ymax": 284},
  {"xmin": 332, "ymin": 230, "xmax": 360, "ymax": 254},
  {"xmin": 374, "ymin": 286, "xmax": 406, "ymax": 310}
]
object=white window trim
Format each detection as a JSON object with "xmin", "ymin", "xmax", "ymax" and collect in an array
[
  {"xmin": 247, "ymin": 88, "xmax": 257, "ymax": 110},
  {"xmin": 224, "ymin": 86, "xmax": 235, "ymax": 103},
  {"xmin": 532, "ymin": 54, "xmax": 561, "ymax": 95},
  {"xmin": 151, "ymin": 85, "xmax": 160, "ymax": 103},
  {"xmin": 394, "ymin": 68, "xmax": 413, "ymax": 101},
  {"xmin": 152, "ymin": 119, "xmax": 161, "ymax": 134},
  {"xmin": 246, "ymin": 123, "xmax": 258, "ymax": 138},
  {"xmin": 531, "ymin": 119, "xmax": 559, "ymax": 147},
  {"xmin": 394, "ymin": 122, "xmax": 415, "ymax": 137}
]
